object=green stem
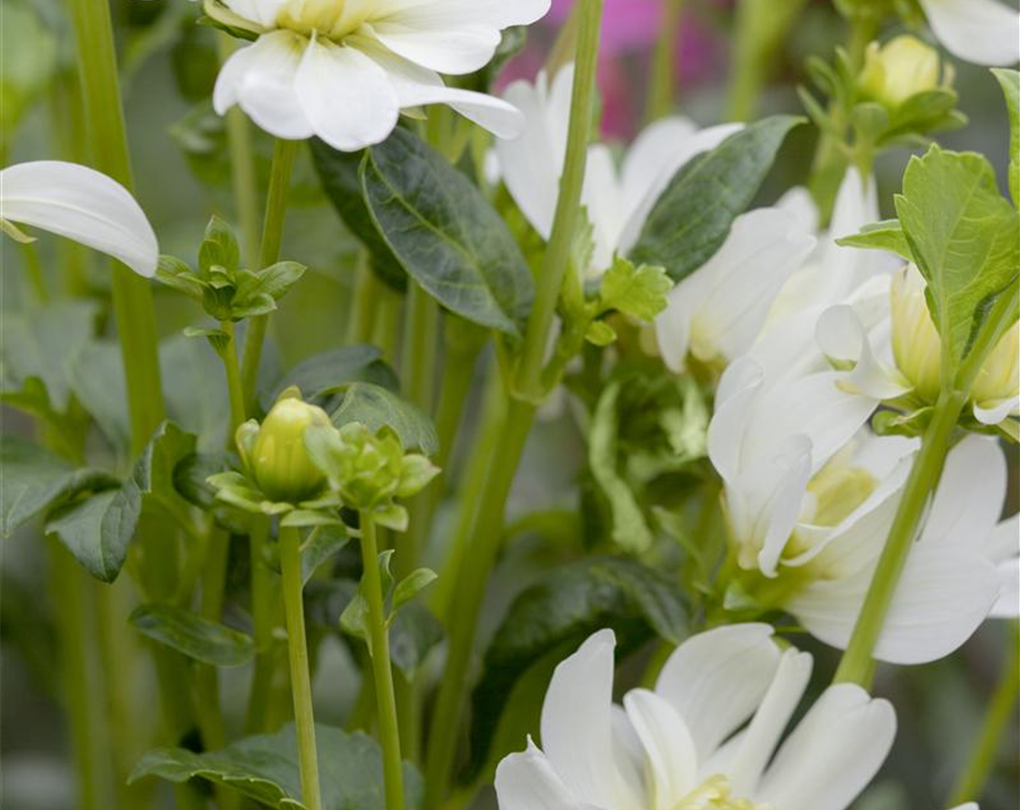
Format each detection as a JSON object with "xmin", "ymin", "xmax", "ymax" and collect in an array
[
  {"xmin": 360, "ymin": 515, "xmax": 407, "ymax": 810},
  {"xmin": 21, "ymin": 241, "xmax": 49, "ymax": 302},
  {"xmin": 221, "ymin": 321, "xmax": 248, "ymax": 435},
  {"xmin": 217, "ymin": 34, "xmax": 261, "ymax": 267},
  {"xmin": 649, "ymin": 0, "xmax": 682, "ymax": 122},
  {"xmin": 401, "ymin": 284, "xmax": 440, "ymax": 415},
  {"xmin": 949, "ymin": 623, "xmax": 1020, "ymax": 805},
  {"xmin": 279, "ymin": 524, "xmax": 323, "ymax": 810},
  {"xmin": 347, "ymin": 252, "xmax": 378, "ymax": 345},
  {"xmin": 240, "ymin": 139, "xmax": 299, "ymax": 413},
  {"xmin": 515, "ymin": 0, "xmax": 604, "ymax": 399},
  {"xmin": 833, "ymin": 390, "xmax": 966, "ymax": 687},
  {"xmin": 246, "ymin": 518, "xmax": 284, "ymax": 733},
  {"xmin": 423, "ymin": 396, "xmax": 536, "ymax": 809},
  {"xmin": 373, "ymin": 284, "xmax": 403, "ymax": 364},
  {"xmin": 67, "ymin": 0, "xmax": 165, "ymax": 456}
]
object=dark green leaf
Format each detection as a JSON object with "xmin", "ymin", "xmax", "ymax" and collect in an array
[
  {"xmin": 630, "ymin": 116, "xmax": 805, "ymax": 281},
  {"xmin": 162, "ymin": 334, "xmax": 232, "ymax": 453},
  {"xmin": 894, "ymin": 146, "xmax": 1020, "ymax": 366},
  {"xmin": 300, "ymin": 526, "xmax": 349, "ymax": 584},
  {"xmin": 468, "ymin": 556, "xmax": 688, "ymax": 780},
  {"xmin": 389, "ymin": 601, "xmax": 443, "ymax": 682},
  {"xmin": 130, "ymin": 604, "xmax": 254, "ymax": 667},
  {"xmin": 173, "ymin": 452, "xmax": 229, "ymax": 510},
  {"xmin": 360, "ymin": 128, "xmax": 534, "ymax": 334},
  {"xmin": 332, "ymin": 383, "xmax": 439, "ymax": 457},
  {"xmin": 1, "ymin": 437, "xmax": 117, "ymax": 537},
  {"xmin": 46, "ymin": 482, "xmax": 142, "ymax": 583},
  {"xmin": 130, "ymin": 724, "xmax": 424, "ymax": 810},
  {"xmin": 262, "ymin": 345, "xmax": 399, "ymax": 413},
  {"xmin": 67, "ymin": 341, "xmax": 132, "ymax": 456}
]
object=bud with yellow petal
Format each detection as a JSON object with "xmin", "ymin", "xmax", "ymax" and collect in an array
[
  {"xmin": 859, "ymin": 35, "xmax": 947, "ymax": 109},
  {"xmin": 240, "ymin": 388, "xmax": 332, "ymax": 504}
]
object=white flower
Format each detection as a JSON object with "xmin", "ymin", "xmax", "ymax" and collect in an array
[
  {"xmin": 495, "ymin": 624, "xmax": 896, "ymax": 810},
  {"xmin": 653, "ymin": 206, "xmax": 816, "ymax": 373},
  {"xmin": 0, "ymin": 160, "xmax": 158, "ymax": 277},
  {"xmin": 918, "ymin": 0, "xmax": 1020, "ymax": 66},
  {"xmin": 495, "ymin": 64, "xmax": 741, "ymax": 279},
  {"xmin": 207, "ymin": 0, "xmax": 550, "ymax": 150}
]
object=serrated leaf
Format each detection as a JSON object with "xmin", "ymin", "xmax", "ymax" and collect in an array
[
  {"xmin": 359, "ymin": 128, "xmax": 534, "ymax": 335},
  {"xmin": 836, "ymin": 219, "xmax": 913, "ymax": 261},
  {"xmin": 992, "ymin": 69, "xmax": 1019, "ymax": 206},
  {"xmin": 630, "ymin": 116, "xmax": 804, "ymax": 281},
  {"xmin": 894, "ymin": 146, "xmax": 1020, "ymax": 367},
  {"xmin": 467, "ymin": 556, "xmax": 688, "ymax": 780},
  {"xmin": 46, "ymin": 482, "xmax": 142, "ymax": 583},
  {"xmin": 262, "ymin": 345, "xmax": 399, "ymax": 413},
  {"xmin": 130, "ymin": 604, "xmax": 254, "ymax": 667},
  {"xmin": 392, "ymin": 568, "xmax": 438, "ymax": 614},
  {"xmin": 598, "ymin": 257, "xmax": 672, "ymax": 321},
  {"xmin": 129, "ymin": 724, "xmax": 424, "ymax": 810},
  {"xmin": 0, "ymin": 437, "xmax": 118, "ymax": 537},
  {"xmin": 332, "ymin": 383, "xmax": 438, "ymax": 457}
]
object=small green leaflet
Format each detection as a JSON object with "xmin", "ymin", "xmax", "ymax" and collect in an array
[
  {"xmin": 991, "ymin": 69, "xmax": 1019, "ymax": 206},
  {"xmin": 598, "ymin": 257, "xmax": 672, "ymax": 321},
  {"xmin": 130, "ymin": 604, "xmax": 254, "ymax": 667}
]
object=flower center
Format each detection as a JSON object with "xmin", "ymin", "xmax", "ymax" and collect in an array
[
  {"xmin": 672, "ymin": 775, "xmax": 772, "ymax": 810},
  {"xmin": 276, "ymin": 0, "xmax": 371, "ymax": 40}
]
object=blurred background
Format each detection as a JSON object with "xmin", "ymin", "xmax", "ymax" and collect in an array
[{"xmin": 2, "ymin": 0, "xmax": 1018, "ymax": 808}]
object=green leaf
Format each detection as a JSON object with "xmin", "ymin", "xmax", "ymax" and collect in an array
[
  {"xmin": 836, "ymin": 219, "xmax": 913, "ymax": 261},
  {"xmin": 359, "ymin": 128, "xmax": 534, "ymax": 335},
  {"xmin": 133, "ymin": 421, "xmax": 200, "ymax": 530},
  {"xmin": 391, "ymin": 568, "xmax": 438, "ymax": 614},
  {"xmin": 67, "ymin": 341, "xmax": 132, "ymax": 457},
  {"xmin": 332, "ymin": 383, "xmax": 439, "ymax": 457},
  {"xmin": 199, "ymin": 215, "xmax": 241, "ymax": 274},
  {"xmin": 991, "ymin": 69, "xmax": 1019, "ymax": 206},
  {"xmin": 894, "ymin": 146, "xmax": 1020, "ymax": 367},
  {"xmin": 0, "ymin": 0, "xmax": 58, "ymax": 133},
  {"xmin": 585, "ymin": 320, "xmax": 617, "ymax": 347},
  {"xmin": 0, "ymin": 437, "xmax": 118, "ymax": 537},
  {"xmin": 389, "ymin": 601, "xmax": 443, "ymax": 682},
  {"xmin": 309, "ymin": 139, "xmax": 408, "ymax": 292},
  {"xmin": 589, "ymin": 381, "xmax": 653, "ymax": 553},
  {"xmin": 184, "ymin": 326, "xmax": 232, "ymax": 358},
  {"xmin": 130, "ymin": 604, "xmax": 254, "ymax": 667},
  {"xmin": 598, "ymin": 257, "xmax": 672, "ymax": 321},
  {"xmin": 300, "ymin": 526, "xmax": 349, "ymax": 583},
  {"xmin": 162, "ymin": 334, "xmax": 232, "ymax": 453},
  {"xmin": 468, "ymin": 556, "xmax": 688, "ymax": 780},
  {"xmin": 130, "ymin": 724, "xmax": 424, "ymax": 810},
  {"xmin": 630, "ymin": 116, "xmax": 805, "ymax": 281},
  {"xmin": 262, "ymin": 345, "xmax": 399, "ymax": 413},
  {"xmin": 340, "ymin": 550, "xmax": 394, "ymax": 655},
  {"xmin": 1, "ymin": 299, "xmax": 99, "ymax": 411},
  {"xmin": 46, "ymin": 482, "xmax": 142, "ymax": 583},
  {"xmin": 157, "ymin": 255, "xmax": 207, "ymax": 300}
]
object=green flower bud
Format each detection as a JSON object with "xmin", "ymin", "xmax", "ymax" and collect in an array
[
  {"xmin": 248, "ymin": 389, "xmax": 331, "ymax": 504},
  {"xmin": 859, "ymin": 35, "xmax": 944, "ymax": 108},
  {"xmin": 890, "ymin": 265, "xmax": 942, "ymax": 403}
]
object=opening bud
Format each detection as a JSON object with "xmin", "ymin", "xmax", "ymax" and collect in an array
[{"xmin": 859, "ymin": 35, "xmax": 946, "ymax": 108}]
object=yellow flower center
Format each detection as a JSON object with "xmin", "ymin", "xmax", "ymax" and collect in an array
[
  {"xmin": 672, "ymin": 775, "xmax": 771, "ymax": 810},
  {"xmin": 276, "ymin": 0, "xmax": 373, "ymax": 40}
]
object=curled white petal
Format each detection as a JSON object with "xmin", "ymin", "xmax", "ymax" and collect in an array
[
  {"xmin": 0, "ymin": 160, "xmax": 158, "ymax": 277},
  {"xmin": 919, "ymin": 0, "xmax": 1020, "ymax": 66}
]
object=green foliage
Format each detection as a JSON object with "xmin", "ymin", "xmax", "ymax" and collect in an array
[
  {"xmin": 261, "ymin": 346, "xmax": 399, "ymax": 413},
  {"xmin": 630, "ymin": 116, "xmax": 804, "ymax": 281},
  {"xmin": 130, "ymin": 724, "xmax": 424, "ymax": 809},
  {"xmin": 0, "ymin": 0, "xmax": 58, "ymax": 135},
  {"xmin": 895, "ymin": 146, "xmax": 1019, "ymax": 369},
  {"xmin": 0, "ymin": 437, "xmax": 117, "ymax": 538},
  {"xmin": 467, "ymin": 556, "xmax": 688, "ymax": 780},
  {"xmin": 992, "ymin": 69, "xmax": 1020, "ymax": 206},
  {"xmin": 359, "ymin": 128, "xmax": 535, "ymax": 335},
  {"xmin": 837, "ymin": 219, "xmax": 912, "ymax": 259},
  {"xmin": 130, "ymin": 604, "xmax": 254, "ymax": 667},
  {"xmin": 157, "ymin": 216, "xmax": 306, "ymax": 322},
  {"xmin": 331, "ymin": 383, "xmax": 439, "ymax": 457},
  {"xmin": 597, "ymin": 257, "xmax": 672, "ymax": 321}
]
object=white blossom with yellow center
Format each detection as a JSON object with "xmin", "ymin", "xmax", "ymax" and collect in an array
[
  {"xmin": 495, "ymin": 625, "xmax": 896, "ymax": 810},
  {"xmin": 203, "ymin": 0, "xmax": 551, "ymax": 150}
]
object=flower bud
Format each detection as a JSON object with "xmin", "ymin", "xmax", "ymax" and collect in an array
[
  {"xmin": 971, "ymin": 321, "xmax": 1020, "ymax": 407},
  {"xmin": 890, "ymin": 265, "xmax": 942, "ymax": 403},
  {"xmin": 249, "ymin": 390, "xmax": 331, "ymax": 503},
  {"xmin": 859, "ymin": 35, "xmax": 942, "ymax": 108}
]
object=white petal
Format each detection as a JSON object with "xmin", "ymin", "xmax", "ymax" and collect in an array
[
  {"xmin": 496, "ymin": 66, "xmax": 573, "ymax": 239},
  {"xmin": 655, "ymin": 273, "xmax": 703, "ymax": 373},
  {"xmin": 923, "ymin": 435, "xmax": 1007, "ymax": 544},
  {"xmin": 816, "ymin": 305, "xmax": 911, "ymax": 400},
  {"xmin": 494, "ymin": 739, "xmax": 586, "ymax": 810},
  {"xmin": 984, "ymin": 513, "xmax": 1020, "ymax": 564},
  {"xmin": 919, "ymin": 0, "xmax": 1020, "ymax": 65},
  {"xmin": 0, "ymin": 161, "xmax": 158, "ymax": 277},
  {"xmin": 219, "ymin": 31, "xmax": 315, "ymax": 141},
  {"xmin": 775, "ymin": 185, "xmax": 820, "ymax": 234},
  {"xmin": 991, "ymin": 556, "xmax": 1019, "ymax": 618},
  {"xmin": 540, "ymin": 630, "xmax": 640, "ymax": 808},
  {"xmin": 582, "ymin": 144, "xmax": 626, "ymax": 275},
  {"xmin": 369, "ymin": 19, "xmax": 502, "ymax": 75},
  {"xmin": 974, "ymin": 395, "xmax": 1020, "ymax": 425},
  {"xmin": 708, "ymin": 357, "xmax": 766, "ymax": 482},
  {"xmin": 756, "ymin": 684, "xmax": 896, "ymax": 810},
  {"xmin": 655, "ymin": 623, "xmax": 783, "ymax": 761},
  {"xmin": 623, "ymin": 689, "xmax": 699, "ymax": 807},
  {"xmin": 617, "ymin": 122, "xmax": 743, "ymax": 255},
  {"xmin": 610, "ymin": 705, "xmax": 648, "ymax": 800},
  {"xmin": 222, "ymin": 0, "xmax": 286, "ymax": 28},
  {"xmin": 789, "ymin": 544, "xmax": 1000, "ymax": 664},
  {"xmin": 294, "ymin": 37, "xmax": 400, "ymax": 151}
]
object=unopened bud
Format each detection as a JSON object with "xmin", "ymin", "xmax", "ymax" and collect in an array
[
  {"xmin": 890, "ymin": 265, "xmax": 942, "ymax": 402},
  {"xmin": 859, "ymin": 36, "xmax": 943, "ymax": 108},
  {"xmin": 248, "ymin": 389, "xmax": 331, "ymax": 503}
]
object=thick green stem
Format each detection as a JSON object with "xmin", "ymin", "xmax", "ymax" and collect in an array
[
  {"xmin": 279, "ymin": 525, "xmax": 323, "ymax": 810},
  {"xmin": 833, "ymin": 391, "xmax": 966, "ymax": 687},
  {"xmin": 649, "ymin": 0, "xmax": 682, "ymax": 121},
  {"xmin": 221, "ymin": 321, "xmax": 248, "ymax": 435},
  {"xmin": 240, "ymin": 139, "xmax": 299, "ymax": 413},
  {"xmin": 347, "ymin": 252, "xmax": 378, "ymax": 345},
  {"xmin": 949, "ymin": 623, "xmax": 1020, "ymax": 805},
  {"xmin": 423, "ymin": 397, "xmax": 536, "ymax": 809},
  {"xmin": 515, "ymin": 0, "xmax": 604, "ymax": 399},
  {"xmin": 217, "ymin": 34, "xmax": 261, "ymax": 267},
  {"xmin": 66, "ymin": 0, "xmax": 164, "ymax": 457},
  {"xmin": 246, "ymin": 518, "xmax": 286, "ymax": 733},
  {"xmin": 360, "ymin": 516, "xmax": 406, "ymax": 810}
]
